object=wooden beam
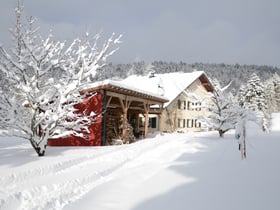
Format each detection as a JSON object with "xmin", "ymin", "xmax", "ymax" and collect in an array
[
  {"xmin": 106, "ymin": 96, "xmax": 112, "ymax": 108},
  {"xmin": 119, "ymin": 97, "xmax": 125, "ymax": 112},
  {"xmin": 106, "ymin": 90, "xmax": 164, "ymax": 105},
  {"xmin": 126, "ymin": 99, "xmax": 132, "ymax": 110},
  {"xmin": 107, "ymin": 91, "xmax": 126, "ymax": 100},
  {"xmin": 143, "ymin": 102, "xmax": 150, "ymax": 113}
]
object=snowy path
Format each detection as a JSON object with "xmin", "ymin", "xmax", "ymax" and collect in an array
[
  {"xmin": 0, "ymin": 133, "xmax": 202, "ymax": 210},
  {"xmin": 0, "ymin": 113, "xmax": 280, "ymax": 210},
  {"xmin": 65, "ymin": 134, "xmax": 206, "ymax": 210}
]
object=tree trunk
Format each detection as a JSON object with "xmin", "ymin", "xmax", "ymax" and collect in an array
[
  {"xmin": 29, "ymin": 107, "xmax": 47, "ymax": 156},
  {"xmin": 219, "ymin": 130, "xmax": 224, "ymax": 137},
  {"xmin": 35, "ymin": 147, "xmax": 45, "ymax": 157},
  {"xmin": 29, "ymin": 136, "xmax": 47, "ymax": 157}
]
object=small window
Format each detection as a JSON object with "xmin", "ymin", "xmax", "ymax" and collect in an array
[
  {"xmin": 183, "ymin": 101, "xmax": 186, "ymax": 109},
  {"xmin": 191, "ymin": 103, "xmax": 195, "ymax": 111},
  {"xmin": 187, "ymin": 101, "xmax": 191, "ymax": 110},
  {"xmin": 195, "ymin": 102, "xmax": 202, "ymax": 111},
  {"xmin": 195, "ymin": 120, "xmax": 201, "ymax": 128},
  {"xmin": 149, "ymin": 117, "xmax": 157, "ymax": 128},
  {"xmin": 187, "ymin": 119, "xmax": 193, "ymax": 128},
  {"xmin": 178, "ymin": 100, "xmax": 181, "ymax": 109}
]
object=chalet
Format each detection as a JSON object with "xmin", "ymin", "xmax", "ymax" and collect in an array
[
  {"xmin": 48, "ymin": 71, "xmax": 213, "ymax": 147},
  {"xmin": 120, "ymin": 71, "xmax": 214, "ymax": 133},
  {"xmin": 48, "ymin": 80, "xmax": 168, "ymax": 146}
]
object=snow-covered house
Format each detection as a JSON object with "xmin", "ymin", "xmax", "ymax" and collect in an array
[
  {"xmin": 120, "ymin": 71, "xmax": 214, "ymax": 133},
  {"xmin": 48, "ymin": 81, "xmax": 168, "ymax": 146},
  {"xmin": 48, "ymin": 71, "xmax": 213, "ymax": 147}
]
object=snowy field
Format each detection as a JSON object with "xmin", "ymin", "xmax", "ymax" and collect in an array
[{"xmin": 0, "ymin": 113, "xmax": 280, "ymax": 210}]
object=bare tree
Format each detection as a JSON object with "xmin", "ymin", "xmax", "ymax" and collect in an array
[{"xmin": 0, "ymin": 2, "xmax": 121, "ymax": 156}]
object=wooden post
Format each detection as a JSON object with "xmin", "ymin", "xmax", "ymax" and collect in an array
[
  {"xmin": 143, "ymin": 102, "xmax": 149, "ymax": 138},
  {"xmin": 119, "ymin": 97, "xmax": 131, "ymax": 139},
  {"xmin": 159, "ymin": 103, "xmax": 164, "ymax": 135},
  {"xmin": 159, "ymin": 114, "xmax": 162, "ymax": 135},
  {"xmin": 144, "ymin": 113, "xmax": 149, "ymax": 138},
  {"xmin": 241, "ymin": 125, "xmax": 247, "ymax": 159},
  {"xmin": 136, "ymin": 113, "xmax": 140, "ymax": 133},
  {"xmin": 236, "ymin": 116, "xmax": 247, "ymax": 160}
]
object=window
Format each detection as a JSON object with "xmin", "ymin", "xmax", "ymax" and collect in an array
[
  {"xmin": 177, "ymin": 100, "xmax": 181, "ymax": 109},
  {"xmin": 149, "ymin": 117, "xmax": 157, "ymax": 128},
  {"xmin": 195, "ymin": 102, "xmax": 202, "ymax": 111},
  {"xmin": 183, "ymin": 101, "xmax": 186, "ymax": 109},
  {"xmin": 187, "ymin": 101, "xmax": 191, "ymax": 110},
  {"xmin": 191, "ymin": 102, "xmax": 195, "ymax": 111},
  {"xmin": 187, "ymin": 119, "xmax": 193, "ymax": 128},
  {"xmin": 195, "ymin": 120, "xmax": 201, "ymax": 128},
  {"xmin": 178, "ymin": 119, "xmax": 186, "ymax": 128}
]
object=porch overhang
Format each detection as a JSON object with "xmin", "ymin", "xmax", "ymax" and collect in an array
[{"xmin": 81, "ymin": 81, "xmax": 169, "ymax": 144}]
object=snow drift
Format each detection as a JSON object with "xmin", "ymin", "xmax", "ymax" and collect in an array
[{"xmin": 0, "ymin": 113, "xmax": 279, "ymax": 210}]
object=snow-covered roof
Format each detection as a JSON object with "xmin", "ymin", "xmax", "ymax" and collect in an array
[
  {"xmin": 119, "ymin": 71, "xmax": 212, "ymax": 107},
  {"xmin": 83, "ymin": 71, "xmax": 212, "ymax": 107},
  {"xmin": 82, "ymin": 79, "xmax": 169, "ymax": 103}
]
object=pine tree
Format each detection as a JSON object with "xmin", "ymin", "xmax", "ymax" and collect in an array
[
  {"xmin": 265, "ymin": 73, "xmax": 280, "ymax": 112},
  {"xmin": 265, "ymin": 77, "xmax": 276, "ymax": 113},
  {"xmin": 238, "ymin": 73, "xmax": 270, "ymax": 131},
  {"xmin": 237, "ymin": 84, "xmax": 246, "ymax": 107},
  {"xmin": 274, "ymin": 74, "xmax": 280, "ymax": 111}
]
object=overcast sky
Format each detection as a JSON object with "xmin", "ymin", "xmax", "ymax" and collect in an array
[{"xmin": 0, "ymin": 0, "xmax": 279, "ymax": 66}]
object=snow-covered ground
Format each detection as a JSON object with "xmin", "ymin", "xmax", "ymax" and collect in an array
[{"xmin": 0, "ymin": 113, "xmax": 280, "ymax": 210}]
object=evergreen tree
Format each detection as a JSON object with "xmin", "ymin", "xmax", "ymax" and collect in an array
[
  {"xmin": 274, "ymin": 74, "xmax": 280, "ymax": 111},
  {"xmin": 237, "ymin": 84, "xmax": 246, "ymax": 107},
  {"xmin": 265, "ymin": 73, "xmax": 280, "ymax": 112},
  {"xmin": 238, "ymin": 73, "xmax": 270, "ymax": 131}
]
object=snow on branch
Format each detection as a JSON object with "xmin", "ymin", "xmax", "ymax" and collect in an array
[
  {"xmin": 198, "ymin": 79, "xmax": 240, "ymax": 137},
  {"xmin": 0, "ymin": 4, "xmax": 122, "ymax": 156}
]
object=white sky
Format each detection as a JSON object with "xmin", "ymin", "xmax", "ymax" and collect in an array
[{"xmin": 0, "ymin": 0, "xmax": 279, "ymax": 66}]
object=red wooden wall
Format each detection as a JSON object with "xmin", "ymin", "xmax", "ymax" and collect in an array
[{"xmin": 48, "ymin": 92, "xmax": 103, "ymax": 146}]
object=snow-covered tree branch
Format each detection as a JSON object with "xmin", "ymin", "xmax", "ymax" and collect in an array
[
  {"xmin": 0, "ymin": 2, "xmax": 121, "ymax": 156},
  {"xmin": 199, "ymin": 79, "xmax": 240, "ymax": 137}
]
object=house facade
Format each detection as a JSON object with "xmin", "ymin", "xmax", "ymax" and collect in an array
[
  {"xmin": 121, "ymin": 71, "xmax": 214, "ymax": 133},
  {"xmin": 162, "ymin": 74, "xmax": 213, "ymax": 132}
]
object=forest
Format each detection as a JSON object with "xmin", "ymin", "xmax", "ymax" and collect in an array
[{"xmin": 97, "ymin": 61, "xmax": 280, "ymax": 95}]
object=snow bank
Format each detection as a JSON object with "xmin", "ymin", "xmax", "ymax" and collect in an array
[
  {"xmin": 0, "ymin": 113, "xmax": 280, "ymax": 210},
  {"xmin": 271, "ymin": 112, "xmax": 280, "ymax": 131}
]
